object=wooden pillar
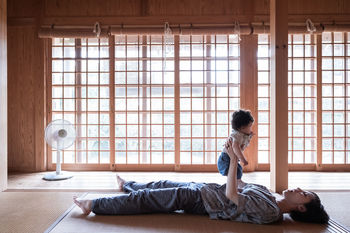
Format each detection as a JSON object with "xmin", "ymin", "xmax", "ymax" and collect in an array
[
  {"xmin": 141, "ymin": 36, "xmax": 148, "ymax": 163},
  {"xmin": 0, "ymin": 0, "xmax": 7, "ymax": 191},
  {"xmin": 316, "ymin": 35, "xmax": 322, "ymax": 171},
  {"xmin": 270, "ymin": 0, "xmax": 289, "ymax": 193},
  {"xmin": 240, "ymin": 35, "xmax": 258, "ymax": 172},
  {"xmin": 174, "ymin": 35, "xmax": 180, "ymax": 170},
  {"xmin": 109, "ymin": 36, "xmax": 116, "ymax": 170},
  {"xmin": 34, "ymin": 1, "xmax": 46, "ymax": 171},
  {"xmin": 76, "ymin": 39, "xmax": 83, "ymax": 163},
  {"xmin": 205, "ymin": 35, "xmax": 212, "ymax": 163}
]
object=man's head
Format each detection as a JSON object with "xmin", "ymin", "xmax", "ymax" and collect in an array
[
  {"xmin": 283, "ymin": 188, "xmax": 329, "ymax": 224},
  {"xmin": 231, "ymin": 109, "xmax": 254, "ymax": 134}
]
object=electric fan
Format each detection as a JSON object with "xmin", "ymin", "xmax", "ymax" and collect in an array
[{"xmin": 43, "ymin": 119, "xmax": 76, "ymax": 181}]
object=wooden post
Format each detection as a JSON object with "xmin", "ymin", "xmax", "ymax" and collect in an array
[
  {"xmin": 205, "ymin": 35, "xmax": 212, "ymax": 164},
  {"xmin": 34, "ymin": 1, "xmax": 46, "ymax": 171},
  {"xmin": 174, "ymin": 35, "xmax": 180, "ymax": 170},
  {"xmin": 110, "ymin": 36, "xmax": 116, "ymax": 170},
  {"xmin": 141, "ymin": 36, "xmax": 148, "ymax": 163},
  {"xmin": 240, "ymin": 35, "xmax": 258, "ymax": 172},
  {"xmin": 0, "ymin": 0, "xmax": 7, "ymax": 191},
  {"xmin": 316, "ymin": 35, "xmax": 322, "ymax": 170},
  {"xmin": 270, "ymin": 0, "xmax": 289, "ymax": 193},
  {"xmin": 76, "ymin": 39, "xmax": 83, "ymax": 163}
]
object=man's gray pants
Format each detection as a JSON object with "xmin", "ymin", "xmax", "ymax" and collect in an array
[{"xmin": 91, "ymin": 180, "xmax": 208, "ymax": 215}]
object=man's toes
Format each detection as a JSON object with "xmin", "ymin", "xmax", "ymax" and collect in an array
[{"xmin": 74, "ymin": 198, "xmax": 83, "ymax": 207}]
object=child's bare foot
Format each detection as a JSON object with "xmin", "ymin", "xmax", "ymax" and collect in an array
[
  {"xmin": 116, "ymin": 174, "xmax": 126, "ymax": 191},
  {"xmin": 73, "ymin": 196, "xmax": 92, "ymax": 215}
]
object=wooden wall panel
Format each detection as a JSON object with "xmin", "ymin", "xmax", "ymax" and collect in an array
[
  {"xmin": 8, "ymin": 0, "xmax": 41, "ymax": 18},
  {"xmin": 37, "ymin": 0, "xmax": 350, "ymax": 26},
  {"xmin": 146, "ymin": 0, "xmax": 256, "ymax": 16},
  {"xmin": 34, "ymin": 37, "xmax": 46, "ymax": 172},
  {"xmin": 8, "ymin": 26, "xmax": 38, "ymax": 171},
  {"xmin": 40, "ymin": 0, "xmax": 350, "ymax": 19},
  {"xmin": 288, "ymin": 0, "xmax": 349, "ymax": 15},
  {"xmin": 44, "ymin": 0, "xmax": 142, "ymax": 17},
  {"xmin": 254, "ymin": 0, "xmax": 269, "ymax": 15},
  {"xmin": 43, "ymin": 0, "xmax": 260, "ymax": 17},
  {"xmin": 41, "ymin": 0, "xmax": 350, "ymax": 18},
  {"xmin": 0, "ymin": 0, "xmax": 7, "ymax": 191},
  {"xmin": 8, "ymin": 0, "xmax": 46, "ymax": 172}
]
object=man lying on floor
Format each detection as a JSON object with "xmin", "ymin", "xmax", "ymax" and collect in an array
[{"xmin": 73, "ymin": 140, "xmax": 329, "ymax": 225}]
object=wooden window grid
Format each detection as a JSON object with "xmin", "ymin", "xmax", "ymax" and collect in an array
[
  {"xmin": 49, "ymin": 35, "xmax": 240, "ymax": 169},
  {"xmin": 258, "ymin": 34, "xmax": 317, "ymax": 165},
  {"xmin": 257, "ymin": 34, "xmax": 271, "ymax": 164},
  {"xmin": 51, "ymin": 38, "xmax": 111, "ymax": 165},
  {"xmin": 178, "ymin": 35, "xmax": 240, "ymax": 165},
  {"xmin": 321, "ymin": 32, "xmax": 350, "ymax": 164},
  {"xmin": 288, "ymin": 34, "xmax": 317, "ymax": 164},
  {"xmin": 48, "ymin": 33, "xmax": 350, "ymax": 170},
  {"xmin": 114, "ymin": 35, "xmax": 175, "ymax": 165}
]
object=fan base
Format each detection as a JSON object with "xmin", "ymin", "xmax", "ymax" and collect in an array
[{"xmin": 43, "ymin": 172, "xmax": 73, "ymax": 181}]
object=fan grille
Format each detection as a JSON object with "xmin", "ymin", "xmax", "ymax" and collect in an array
[{"xmin": 45, "ymin": 119, "xmax": 76, "ymax": 150}]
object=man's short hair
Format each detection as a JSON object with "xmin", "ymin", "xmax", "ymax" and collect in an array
[
  {"xmin": 290, "ymin": 192, "xmax": 329, "ymax": 224},
  {"xmin": 231, "ymin": 109, "xmax": 254, "ymax": 130}
]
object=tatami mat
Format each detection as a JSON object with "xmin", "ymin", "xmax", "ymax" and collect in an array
[
  {"xmin": 49, "ymin": 193, "xmax": 349, "ymax": 233},
  {"xmin": 317, "ymin": 191, "xmax": 350, "ymax": 229},
  {"xmin": 0, "ymin": 191, "xmax": 83, "ymax": 233}
]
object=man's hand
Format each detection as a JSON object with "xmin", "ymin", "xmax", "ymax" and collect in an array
[
  {"xmin": 225, "ymin": 138, "xmax": 237, "ymax": 161},
  {"xmin": 225, "ymin": 138, "xmax": 239, "ymax": 206}
]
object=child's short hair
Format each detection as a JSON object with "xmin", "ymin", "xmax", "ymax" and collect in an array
[
  {"xmin": 290, "ymin": 192, "xmax": 329, "ymax": 224},
  {"xmin": 231, "ymin": 109, "xmax": 254, "ymax": 130}
]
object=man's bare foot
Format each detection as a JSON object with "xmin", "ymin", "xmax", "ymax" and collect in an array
[
  {"xmin": 73, "ymin": 196, "xmax": 92, "ymax": 215},
  {"xmin": 116, "ymin": 175, "xmax": 126, "ymax": 191}
]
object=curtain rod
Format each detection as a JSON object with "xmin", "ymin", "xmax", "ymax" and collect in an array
[{"xmin": 38, "ymin": 23, "xmax": 350, "ymax": 38}]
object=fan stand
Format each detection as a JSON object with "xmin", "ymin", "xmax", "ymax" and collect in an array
[{"xmin": 43, "ymin": 150, "xmax": 73, "ymax": 181}]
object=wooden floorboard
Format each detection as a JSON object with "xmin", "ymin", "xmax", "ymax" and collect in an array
[{"xmin": 7, "ymin": 171, "xmax": 350, "ymax": 191}]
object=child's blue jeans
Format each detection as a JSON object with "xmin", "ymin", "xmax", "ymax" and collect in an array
[{"xmin": 217, "ymin": 152, "xmax": 243, "ymax": 179}]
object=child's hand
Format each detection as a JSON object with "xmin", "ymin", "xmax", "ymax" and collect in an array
[
  {"xmin": 224, "ymin": 137, "xmax": 232, "ymax": 149},
  {"xmin": 241, "ymin": 159, "xmax": 249, "ymax": 166}
]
